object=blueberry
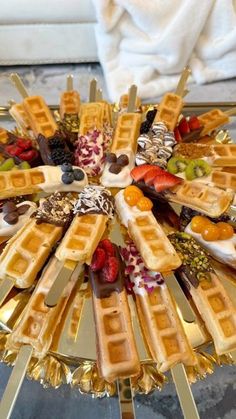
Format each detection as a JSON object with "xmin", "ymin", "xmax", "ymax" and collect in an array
[
  {"xmin": 61, "ymin": 162, "xmax": 73, "ymax": 172},
  {"xmin": 73, "ymin": 169, "xmax": 85, "ymax": 181},
  {"xmin": 61, "ymin": 172, "xmax": 74, "ymax": 184}
]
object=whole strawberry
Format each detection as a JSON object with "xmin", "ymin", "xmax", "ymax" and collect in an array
[
  {"xmin": 102, "ymin": 256, "xmax": 119, "ymax": 282},
  {"xmin": 90, "ymin": 247, "xmax": 106, "ymax": 271}
]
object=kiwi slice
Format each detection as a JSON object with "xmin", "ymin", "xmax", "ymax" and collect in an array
[
  {"xmin": 185, "ymin": 159, "xmax": 211, "ymax": 181},
  {"xmin": 167, "ymin": 157, "xmax": 189, "ymax": 174},
  {"xmin": 0, "ymin": 158, "xmax": 15, "ymax": 171},
  {"xmin": 18, "ymin": 161, "xmax": 31, "ymax": 170}
]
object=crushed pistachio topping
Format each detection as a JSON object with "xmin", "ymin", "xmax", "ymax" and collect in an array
[{"xmin": 168, "ymin": 232, "xmax": 214, "ymax": 288}]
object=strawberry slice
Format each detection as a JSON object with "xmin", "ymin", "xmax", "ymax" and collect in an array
[
  {"xmin": 188, "ymin": 115, "xmax": 201, "ymax": 131},
  {"xmin": 5, "ymin": 145, "xmax": 23, "ymax": 156},
  {"xmin": 178, "ymin": 117, "xmax": 190, "ymax": 136},
  {"xmin": 99, "ymin": 239, "xmax": 115, "ymax": 256},
  {"xmin": 16, "ymin": 138, "xmax": 32, "ymax": 150},
  {"xmin": 174, "ymin": 127, "xmax": 182, "ymax": 142},
  {"xmin": 144, "ymin": 167, "xmax": 165, "ymax": 185},
  {"xmin": 153, "ymin": 172, "xmax": 182, "ymax": 193},
  {"xmin": 90, "ymin": 247, "xmax": 106, "ymax": 271},
  {"xmin": 102, "ymin": 256, "xmax": 119, "ymax": 282},
  {"xmin": 131, "ymin": 164, "xmax": 157, "ymax": 182},
  {"xmin": 19, "ymin": 150, "xmax": 38, "ymax": 161}
]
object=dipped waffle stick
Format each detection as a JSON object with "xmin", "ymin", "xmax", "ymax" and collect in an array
[
  {"xmin": 120, "ymin": 241, "xmax": 200, "ymax": 419},
  {"xmin": 60, "ymin": 74, "xmax": 81, "ymax": 119},
  {"xmin": 115, "ymin": 188, "xmax": 181, "ymax": 272},
  {"xmin": 169, "ymin": 233, "xmax": 236, "ymax": 356},
  {"xmin": 0, "ymin": 165, "xmax": 88, "ymax": 200},
  {"xmin": 45, "ymin": 186, "xmax": 115, "ymax": 307},
  {"xmin": 167, "ymin": 181, "xmax": 233, "ymax": 217},
  {"xmin": 9, "ymin": 100, "xmax": 31, "ymax": 131},
  {"xmin": 0, "ymin": 127, "xmax": 9, "ymax": 144},
  {"xmin": 0, "ymin": 193, "xmax": 75, "ymax": 306},
  {"xmin": 154, "ymin": 66, "xmax": 191, "ymax": 131},
  {"xmin": 10, "ymin": 73, "xmax": 58, "ymax": 137},
  {"xmin": 198, "ymin": 107, "xmax": 236, "ymax": 136},
  {"xmin": 120, "ymin": 242, "xmax": 196, "ymax": 372},
  {"xmin": 0, "ymin": 256, "xmax": 81, "ymax": 419},
  {"xmin": 101, "ymin": 84, "xmax": 141, "ymax": 188},
  {"xmin": 89, "ymin": 243, "xmax": 140, "ymax": 382}
]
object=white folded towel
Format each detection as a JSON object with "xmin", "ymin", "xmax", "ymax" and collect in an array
[{"xmin": 92, "ymin": 0, "xmax": 236, "ymax": 101}]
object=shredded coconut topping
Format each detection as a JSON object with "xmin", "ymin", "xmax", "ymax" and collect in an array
[
  {"xmin": 136, "ymin": 122, "xmax": 176, "ymax": 168},
  {"xmin": 120, "ymin": 241, "xmax": 164, "ymax": 294},
  {"xmin": 73, "ymin": 186, "xmax": 115, "ymax": 219}
]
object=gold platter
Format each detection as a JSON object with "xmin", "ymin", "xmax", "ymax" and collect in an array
[{"xmin": 0, "ymin": 103, "xmax": 236, "ymax": 419}]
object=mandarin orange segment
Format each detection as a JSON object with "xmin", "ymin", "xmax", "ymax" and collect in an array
[
  {"xmin": 124, "ymin": 185, "xmax": 143, "ymax": 206},
  {"xmin": 191, "ymin": 215, "xmax": 211, "ymax": 234},
  {"xmin": 136, "ymin": 197, "xmax": 153, "ymax": 211}
]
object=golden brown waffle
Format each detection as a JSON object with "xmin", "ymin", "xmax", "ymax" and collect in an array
[
  {"xmin": 127, "ymin": 213, "xmax": 181, "ymax": 271},
  {"xmin": 186, "ymin": 273, "xmax": 236, "ymax": 355},
  {"xmin": 167, "ymin": 181, "xmax": 233, "ymax": 217},
  {"xmin": 79, "ymin": 103, "xmax": 104, "ymax": 135},
  {"xmin": 60, "ymin": 91, "xmax": 81, "ymax": 119},
  {"xmin": 198, "ymin": 109, "xmax": 229, "ymax": 136},
  {"xmin": 0, "ymin": 167, "xmax": 46, "ymax": 199},
  {"xmin": 89, "ymin": 261, "xmax": 140, "ymax": 382},
  {"xmin": 0, "ymin": 219, "xmax": 62, "ymax": 288},
  {"xmin": 135, "ymin": 284, "xmax": 196, "ymax": 371},
  {"xmin": 211, "ymin": 144, "xmax": 236, "ymax": 166},
  {"xmin": 0, "ymin": 128, "xmax": 8, "ymax": 144},
  {"xmin": 154, "ymin": 93, "xmax": 183, "ymax": 131},
  {"xmin": 9, "ymin": 103, "xmax": 30, "ymax": 130},
  {"xmin": 119, "ymin": 93, "xmax": 141, "ymax": 110},
  {"xmin": 56, "ymin": 214, "xmax": 108, "ymax": 264},
  {"xmin": 6, "ymin": 256, "xmax": 77, "ymax": 358},
  {"xmin": 211, "ymin": 170, "xmax": 236, "ymax": 192},
  {"xmin": 111, "ymin": 113, "xmax": 141, "ymax": 154},
  {"xmin": 23, "ymin": 95, "xmax": 58, "ymax": 137},
  {"xmin": 98, "ymin": 100, "xmax": 112, "ymax": 125}
]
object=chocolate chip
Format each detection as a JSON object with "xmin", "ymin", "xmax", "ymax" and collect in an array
[
  {"xmin": 109, "ymin": 163, "xmax": 122, "ymax": 174},
  {"xmin": 3, "ymin": 212, "xmax": 19, "ymax": 225},
  {"xmin": 17, "ymin": 204, "xmax": 30, "ymax": 215},
  {"xmin": 2, "ymin": 202, "xmax": 17, "ymax": 214},
  {"xmin": 106, "ymin": 153, "xmax": 117, "ymax": 163},
  {"xmin": 116, "ymin": 154, "xmax": 129, "ymax": 166}
]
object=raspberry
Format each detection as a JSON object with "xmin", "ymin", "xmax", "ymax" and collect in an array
[
  {"xmin": 146, "ymin": 109, "xmax": 157, "ymax": 123},
  {"xmin": 140, "ymin": 120, "xmax": 152, "ymax": 134},
  {"xmin": 5, "ymin": 145, "xmax": 22, "ymax": 157},
  {"xmin": 16, "ymin": 138, "xmax": 32, "ymax": 150},
  {"xmin": 99, "ymin": 239, "xmax": 115, "ymax": 256},
  {"xmin": 90, "ymin": 247, "xmax": 106, "ymax": 271},
  {"xmin": 19, "ymin": 150, "xmax": 38, "ymax": 161},
  {"xmin": 102, "ymin": 256, "xmax": 119, "ymax": 282}
]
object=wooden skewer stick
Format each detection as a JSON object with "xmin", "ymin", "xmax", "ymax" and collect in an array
[
  {"xmin": 118, "ymin": 378, "xmax": 136, "ymax": 419},
  {"xmin": 127, "ymin": 84, "xmax": 138, "ymax": 113},
  {"xmin": 10, "ymin": 73, "xmax": 29, "ymax": 99},
  {"xmin": 44, "ymin": 259, "xmax": 78, "ymax": 308},
  {"xmin": 0, "ymin": 345, "xmax": 33, "ymax": 419},
  {"xmin": 67, "ymin": 74, "xmax": 74, "ymax": 92},
  {"xmin": 171, "ymin": 363, "xmax": 200, "ymax": 419},
  {"xmin": 164, "ymin": 273, "xmax": 196, "ymax": 323},
  {"xmin": 0, "ymin": 278, "xmax": 14, "ymax": 308},
  {"xmin": 89, "ymin": 78, "xmax": 97, "ymax": 102},
  {"xmin": 175, "ymin": 66, "xmax": 191, "ymax": 98},
  {"xmin": 96, "ymin": 88, "xmax": 103, "ymax": 101},
  {"xmin": 225, "ymin": 107, "xmax": 236, "ymax": 116}
]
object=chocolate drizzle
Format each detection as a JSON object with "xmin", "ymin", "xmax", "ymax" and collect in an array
[
  {"xmin": 73, "ymin": 186, "xmax": 115, "ymax": 219},
  {"xmin": 168, "ymin": 232, "xmax": 214, "ymax": 288},
  {"xmin": 35, "ymin": 192, "xmax": 75, "ymax": 227}
]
